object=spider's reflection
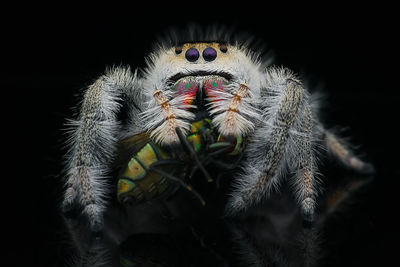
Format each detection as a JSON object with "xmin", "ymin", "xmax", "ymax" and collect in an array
[{"xmin": 63, "ymin": 170, "xmax": 373, "ymax": 267}]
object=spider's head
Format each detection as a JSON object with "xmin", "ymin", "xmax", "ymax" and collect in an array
[
  {"xmin": 141, "ymin": 39, "xmax": 267, "ymax": 145},
  {"xmin": 144, "ymin": 41, "xmax": 261, "ymax": 101},
  {"xmin": 145, "ymin": 40, "xmax": 264, "ymax": 83}
]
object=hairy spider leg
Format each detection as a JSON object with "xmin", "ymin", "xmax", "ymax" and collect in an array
[
  {"xmin": 63, "ymin": 67, "xmax": 137, "ymax": 231},
  {"xmin": 321, "ymin": 128, "xmax": 375, "ymax": 174},
  {"xmin": 227, "ymin": 72, "xmax": 318, "ymax": 223},
  {"xmin": 291, "ymin": 105, "xmax": 316, "ymax": 222}
]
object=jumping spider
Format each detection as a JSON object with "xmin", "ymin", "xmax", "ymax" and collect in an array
[{"xmin": 62, "ymin": 27, "xmax": 373, "ymax": 266}]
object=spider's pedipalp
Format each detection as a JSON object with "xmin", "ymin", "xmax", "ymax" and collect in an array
[
  {"xmin": 210, "ymin": 83, "xmax": 258, "ymax": 137},
  {"xmin": 140, "ymin": 88, "xmax": 195, "ymax": 145}
]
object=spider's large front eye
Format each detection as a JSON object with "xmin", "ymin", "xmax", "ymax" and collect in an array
[
  {"xmin": 185, "ymin": 48, "xmax": 199, "ymax": 62},
  {"xmin": 203, "ymin": 47, "xmax": 217, "ymax": 62}
]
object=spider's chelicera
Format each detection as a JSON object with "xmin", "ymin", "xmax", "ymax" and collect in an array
[{"xmin": 61, "ymin": 28, "xmax": 374, "ymax": 266}]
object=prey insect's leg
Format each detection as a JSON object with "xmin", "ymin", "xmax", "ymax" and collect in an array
[
  {"xmin": 187, "ymin": 142, "xmax": 233, "ymax": 178},
  {"xmin": 176, "ymin": 127, "xmax": 213, "ymax": 183},
  {"xmin": 149, "ymin": 164, "xmax": 206, "ymax": 206},
  {"xmin": 63, "ymin": 67, "xmax": 138, "ymax": 231}
]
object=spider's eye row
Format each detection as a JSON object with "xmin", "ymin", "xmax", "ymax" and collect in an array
[
  {"xmin": 178, "ymin": 44, "xmax": 228, "ymax": 62},
  {"xmin": 185, "ymin": 48, "xmax": 200, "ymax": 62}
]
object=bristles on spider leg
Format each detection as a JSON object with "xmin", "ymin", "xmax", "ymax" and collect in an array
[
  {"xmin": 62, "ymin": 187, "xmax": 78, "ymax": 211},
  {"xmin": 67, "ymin": 166, "xmax": 109, "ymax": 231},
  {"xmin": 225, "ymin": 163, "xmax": 284, "ymax": 215},
  {"xmin": 142, "ymin": 90, "xmax": 194, "ymax": 145},
  {"xmin": 324, "ymin": 130, "xmax": 375, "ymax": 174},
  {"xmin": 287, "ymin": 105, "xmax": 321, "ymax": 222},
  {"xmin": 226, "ymin": 69, "xmax": 313, "ymax": 217},
  {"xmin": 210, "ymin": 83, "xmax": 258, "ymax": 138},
  {"xmin": 63, "ymin": 67, "xmax": 137, "ymax": 231}
]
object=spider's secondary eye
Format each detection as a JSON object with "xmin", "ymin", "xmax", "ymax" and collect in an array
[
  {"xmin": 219, "ymin": 44, "xmax": 228, "ymax": 53},
  {"xmin": 185, "ymin": 48, "xmax": 200, "ymax": 62},
  {"xmin": 175, "ymin": 46, "xmax": 183, "ymax": 54},
  {"xmin": 203, "ymin": 47, "xmax": 217, "ymax": 62}
]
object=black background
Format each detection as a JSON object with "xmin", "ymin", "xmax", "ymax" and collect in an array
[{"xmin": 6, "ymin": 5, "xmax": 399, "ymax": 267}]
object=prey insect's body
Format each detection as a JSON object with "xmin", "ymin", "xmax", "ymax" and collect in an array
[
  {"xmin": 116, "ymin": 118, "xmax": 243, "ymax": 206},
  {"xmin": 61, "ymin": 28, "xmax": 374, "ymax": 266}
]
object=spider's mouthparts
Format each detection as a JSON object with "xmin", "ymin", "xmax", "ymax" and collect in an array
[{"xmin": 172, "ymin": 75, "xmax": 228, "ymax": 121}]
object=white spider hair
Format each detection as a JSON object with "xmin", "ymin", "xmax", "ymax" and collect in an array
[{"xmin": 138, "ymin": 38, "xmax": 268, "ymax": 145}]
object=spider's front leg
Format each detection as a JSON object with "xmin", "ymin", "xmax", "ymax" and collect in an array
[
  {"xmin": 63, "ymin": 67, "xmax": 139, "ymax": 231},
  {"xmin": 226, "ymin": 68, "xmax": 318, "ymax": 222}
]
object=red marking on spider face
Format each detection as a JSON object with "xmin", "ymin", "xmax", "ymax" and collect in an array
[
  {"xmin": 203, "ymin": 79, "xmax": 225, "ymax": 103},
  {"xmin": 174, "ymin": 80, "xmax": 199, "ymax": 107}
]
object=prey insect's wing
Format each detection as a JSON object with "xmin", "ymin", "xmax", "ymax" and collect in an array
[
  {"xmin": 116, "ymin": 130, "xmax": 208, "ymax": 206},
  {"xmin": 114, "ymin": 132, "xmax": 153, "ymax": 170}
]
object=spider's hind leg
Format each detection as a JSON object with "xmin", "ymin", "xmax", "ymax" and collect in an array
[{"xmin": 318, "ymin": 127, "xmax": 375, "ymax": 174}]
